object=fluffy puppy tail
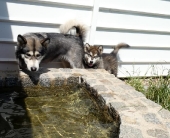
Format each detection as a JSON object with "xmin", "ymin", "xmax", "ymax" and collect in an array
[
  {"xmin": 112, "ymin": 43, "xmax": 130, "ymax": 55},
  {"xmin": 59, "ymin": 19, "xmax": 88, "ymax": 42}
]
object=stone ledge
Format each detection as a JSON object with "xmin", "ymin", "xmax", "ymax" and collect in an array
[{"xmin": 0, "ymin": 68, "xmax": 170, "ymax": 138}]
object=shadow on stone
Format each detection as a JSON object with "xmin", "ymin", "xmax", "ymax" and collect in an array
[{"xmin": 21, "ymin": 68, "xmax": 50, "ymax": 85}]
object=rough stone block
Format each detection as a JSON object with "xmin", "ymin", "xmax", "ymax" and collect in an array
[
  {"xmin": 147, "ymin": 129, "xmax": 170, "ymax": 138},
  {"xmin": 141, "ymin": 98, "xmax": 162, "ymax": 108},
  {"xmin": 99, "ymin": 79, "xmax": 113, "ymax": 85},
  {"xmin": 20, "ymin": 77, "xmax": 34, "ymax": 87},
  {"xmin": 84, "ymin": 79, "xmax": 97, "ymax": 86},
  {"xmin": 59, "ymin": 68, "xmax": 72, "ymax": 72},
  {"xmin": 104, "ymin": 74, "xmax": 115, "ymax": 78},
  {"xmin": 143, "ymin": 113, "xmax": 161, "ymax": 124},
  {"xmin": 92, "ymin": 73, "xmax": 103, "ymax": 77},
  {"xmin": 67, "ymin": 76, "xmax": 80, "ymax": 85},
  {"xmin": 119, "ymin": 94, "xmax": 133, "ymax": 101},
  {"xmin": 131, "ymin": 101, "xmax": 147, "ymax": 111},
  {"xmin": 111, "ymin": 102, "xmax": 128, "ymax": 111},
  {"xmin": 109, "ymin": 86, "xmax": 125, "ymax": 93},
  {"xmin": 120, "ymin": 125, "xmax": 143, "ymax": 138},
  {"xmin": 54, "ymin": 77, "xmax": 65, "ymax": 86},
  {"xmin": 158, "ymin": 109, "xmax": 170, "ymax": 119},
  {"xmin": 39, "ymin": 74, "xmax": 51, "ymax": 87},
  {"xmin": 93, "ymin": 85, "xmax": 108, "ymax": 92},
  {"xmin": 166, "ymin": 122, "xmax": 170, "ymax": 129},
  {"xmin": 129, "ymin": 90, "xmax": 145, "ymax": 98}
]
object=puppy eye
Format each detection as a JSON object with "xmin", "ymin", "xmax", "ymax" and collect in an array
[
  {"xmin": 36, "ymin": 54, "xmax": 41, "ymax": 57},
  {"xmin": 26, "ymin": 53, "xmax": 31, "ymax": 57}
]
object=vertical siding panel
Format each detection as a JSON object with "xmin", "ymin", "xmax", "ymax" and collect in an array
[{"xmin": 88, "ymin": 0, "xmax": 100, "ymax": 44}]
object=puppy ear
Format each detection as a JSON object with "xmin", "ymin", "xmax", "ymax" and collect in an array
[
  {"xmin": 41, "ymin": 38, "xmax": 50, "ymax": 47},
  {"xmin": 84, "ymin": 43, "xmax": 90, "ymax": 52},
  {"xmin": 98, "ymin": 45, "xmax": 103, "ymax": 54},
  {"xmin": 17, "ymin": 35, "xmax": 27, "ymax": 46}
]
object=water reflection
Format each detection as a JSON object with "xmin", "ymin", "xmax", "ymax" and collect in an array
[{"xmin": 0, "ymin": 86, "xmax": 118, "ymax": 138}]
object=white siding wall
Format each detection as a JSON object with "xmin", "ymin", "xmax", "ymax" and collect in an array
[
  {"xmin": 98, "ymin": 0, "xmax": 170, "ymax": 77},
  {"xmin": 1, "ymin": 0, "xmax": 170, "ymax": 77}
]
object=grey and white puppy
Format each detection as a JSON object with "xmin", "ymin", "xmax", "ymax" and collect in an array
[
  {"xmin": 83, "ymin": 43, "xmax": 104, "ymax": 69},
  {"xmin": 16, "ymin": 20, "xmax": 87, "ymax": 72},
  {"xmin": 83, "ymin": 43, "xmax": 130, "ymax": 77}
]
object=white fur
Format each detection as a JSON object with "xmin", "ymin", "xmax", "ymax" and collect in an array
[
  {"xmin": 21, "ymin": 52, "xmax": 44, "ymax": 71},
  {"xmin": 85, "ymin": 53, "xmax": 100, "ymax": 66},
  {"xmin": 59, "ymin": 19, "xmax": 88, "ymax": 42}
]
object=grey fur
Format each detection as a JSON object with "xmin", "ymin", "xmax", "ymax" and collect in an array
[
  {"xmin": 16, "ymin": 20, "xmax": 87, "ymax": 71},
  {"xmin": 83, "ymin": 43, "xmax": 104, "ymax": 69},
  {"xmin": 83, "ymin": 56, "xmax": 104, "ymax": 69},
  {"xmin": 103, "ymin": 43, "xmax": 130, "ymax": 76},
  {"xmin": 83, "ymin": 43, "xmax": 130, "ymax": 77}
]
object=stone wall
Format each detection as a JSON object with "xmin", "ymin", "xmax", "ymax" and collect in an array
[{"xmin": 0, "ymin": 68, "xmax": 170, "ymax": 138}]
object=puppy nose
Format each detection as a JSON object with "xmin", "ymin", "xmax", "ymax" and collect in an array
[
  {"xmin": 31, "ymin": 67, "xmax": 37, "ymax": 72},
  {"xmin": 90, "ymin": 61, "xmax": 93, "ymax": 64}
]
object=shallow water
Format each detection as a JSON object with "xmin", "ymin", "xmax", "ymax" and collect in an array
[{"xmin": 0, "ymin": 86, "xmax": 117, "ymax": 138}]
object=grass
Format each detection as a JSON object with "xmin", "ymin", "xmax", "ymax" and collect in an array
[
  {"xmin": 125, "ymin": 77, "xmax": 145, "ymax": 93},
  {"xmin": 125, "ymin": 75, "xmax": 170, "ymax": 111}
]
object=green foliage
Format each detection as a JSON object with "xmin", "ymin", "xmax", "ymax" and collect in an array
[
  {"xmin": 125, "ymin": 76, "xmax": 170, "ymax": 111},
  {"xmin": 146, "ymin": 76, "xmax": 170, "ymax": 110},
  {"xmin": 125, "ymin": 77, "xmax": 145, "ymax": 93}
]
